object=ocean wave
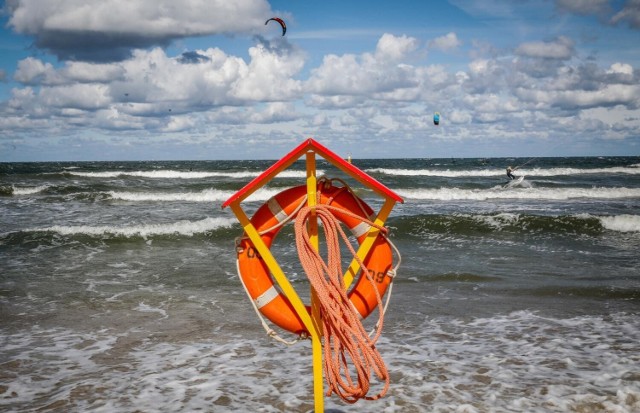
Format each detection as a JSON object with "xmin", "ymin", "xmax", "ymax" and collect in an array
[
  {"xmin": 3, "ymin": 184, "xmax": 283, "ymax": 203},
  {"xmin": 0, "ymin": 185, "xmax": 14, "ymax": 196},
  {"xmin": 65, "ymin": 169, "xmax": 320, "ymax": 179},
  {"xmin": 599, "ymin": 214, "xmax": 640, "ymax": 232},
  {"xmin": 6, "ymin": 185, "xmax": 50, "ymax": 195},
  {"xmin": 368, "ymin": 166, "xmax": 640, "ymax": 177},
  {"xmin": 397, "ymin": 186, "xmax": 640, "ymax": 201},
  {"xmin": 24, "ymin": 217, "xmax": 237, "ymax": 239},
  {"xmin": 106, "ymin": 187, "xmax": 284, "ymax": 203},
  {"xmin": 390, "ymin": 212, "xmax": 639, "ymax": 236},
  {"xmin": 368, "ymin": 168, "xmax": 501, "ymax": 177},
  {"xmin": 107, "ymin": 189, "xmax": 232, "ymax": 203}
]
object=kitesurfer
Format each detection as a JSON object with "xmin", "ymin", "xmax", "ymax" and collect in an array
[{"xmin": 506, "ymin": 166, "xmax": 517, "ymax": 180}]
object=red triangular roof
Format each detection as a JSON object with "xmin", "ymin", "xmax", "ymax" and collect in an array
[{"xmin": 222, "ymin": 138, "xmax": 404, "ymax": 208}]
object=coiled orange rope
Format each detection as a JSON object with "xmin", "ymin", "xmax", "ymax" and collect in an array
[{"xmin": 294, "ymin": 204, "xmax": 390, "ymax": 403}]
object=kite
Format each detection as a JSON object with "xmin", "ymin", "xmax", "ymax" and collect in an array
[{"xmin": 265, "ymin": 17, "xmax": 286, "ymax": 36}]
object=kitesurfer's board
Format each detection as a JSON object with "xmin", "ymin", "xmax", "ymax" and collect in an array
[{"xmin": 503, "ymin": 175, "xmax": 524, "ymax": 188}]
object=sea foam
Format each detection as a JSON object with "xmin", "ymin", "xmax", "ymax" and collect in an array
[
  {"xmin": 2, "ymin": 311, "xmax": 639, "ymax": 412},
  {"xmin": 599, "ymin": 214, "xmax": 640, "ymax": 232},
  {"xmin": 10, "ymin": 185, "xmax": 49, "ymax": 195},
  {"xmin": 32, "ymin": 217, "xmax": 236, "ymax": 238},
  {"xmin": 68, "ymin": 170, "xmax": 320, "ymax": 179},
  {"xmin": 108, "ymin": 189, "xmax": 232, "ymax": 203},
  {"xmin": 368, "ymin": 166, "xmax": 640, "ymax": 177},
  {"xmin": 397, "ymin": 186, "xmax": 640, "ymax": 201},
  {"xmin": 107, "ymin": 187, "xmax": 284, "ymax": 203}
]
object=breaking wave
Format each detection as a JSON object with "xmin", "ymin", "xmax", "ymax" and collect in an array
[
  {"xmin": 397, "ymin": 186, "xmax": 640, "ymax": 201},
  {"xmin": 1, "ymin": 217, "xmax": 238, "ymax": 245},
  {"xmin": 369, "ymin": 166, "xmax": 640, "ymax": 177},
  {"xmin": 65, "ymin": 170, "xmax": 320, "ymax": 179},
  {"xmin": 390, "ymin": 213, "xmax": 640, "ymax": 236}
]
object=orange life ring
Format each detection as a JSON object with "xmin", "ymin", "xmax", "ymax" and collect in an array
[{"xmin": 236, "ymin": 181, "xmax": 394, "ymax": 335}]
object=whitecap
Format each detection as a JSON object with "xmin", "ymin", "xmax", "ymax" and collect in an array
[
  {"xmin": 11, "ymin": 185, "xmax": 49, "ymax": 195},
  {"xmin": 397, "ymin": 187, "xmax": 640, "ymax": 201},
  {"xmin": 106, "ymin": 187, "xmax": 284, "ymax": 203},
  {"xmin": 68, "ymin": 169, "xmax": 321, "ymax": 180},
  {"xmin": 107, "ymin": 188, "xmax": 231, "ymax": 202},
  {"xmin": 368, "ymin": 166, "xmax": 640, "ymax": 177},
  {"xmin": 31, "ymin": 217, "xmax": 237, "ymax": 238},
  {"xmin": 599, "ymin": 214, "xmax": 640, "ymax": 232},
  {"xmin": 367, "ymin": 168, "xmax": 501, "ymax": 177}
]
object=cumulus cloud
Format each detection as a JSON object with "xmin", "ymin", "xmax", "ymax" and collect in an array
[
  {"xmin": 607, "ymin": 62, "xmax": 634, "ymax": 75},
  {"xmin": 13, "ymin": 58, "xmax": 57, "ymax": 85},
  {"xmin": 607, "ymin": 62, "xmax": 635, "ymax": 83},
  {"xmin": 14, "ymin": 58, "xmax": 127, "ymax": 86},
  {"xmin": 375, "ymin": 33, "xmax": 419, "ymax": 61},
  {"xmin": 6, "ymin": 0, "xmax": 272, "ymax": 61},
  {"xmin": 448, "ymin": 110, "xmax": 473, "ymax": 124},
  {"xmin": 510, "ymin": 57, "xmax": 640, "ymax": 113},
  {"xmin": 249, "ymin": 102, "xmax": 299, "ymax": 123},
  {"xmin": 429, "ymin": 32, "xmax": 462, "ymax": 51},
  {"xmin": 1, "ymin": 24, "xmax": 639, "ymax": 159},
  {"xmin": 231, "ymin": 43, "xmax": 304, "ymax": 101},
  {"xmin": 161, "ymin": 115, "xmax": 196, "ymax": 133},
  {"xmin": 306, "ymin": 37, "xmax": 421, "ymax": 102},
  {"xmin": 515, "ymin": 84, "xmax": 640, "ymax": 110},
  {"xmin": 5, "ymin": 36, "xmax": 306, "ymax": 134},
  {"xmin": 464, "ymin": 58, "xmax": 506, "ymax": 93},
  {"xmin": 515, "ymin": 36, "xmax": 575, "ymax": 60}
]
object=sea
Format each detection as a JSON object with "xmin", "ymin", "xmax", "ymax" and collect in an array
[{"xmin": 1, "ymin": 156, "xmax": 639, "ymax": 413}]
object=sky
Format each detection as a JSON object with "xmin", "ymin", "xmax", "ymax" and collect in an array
[{"xmin": 1, "ymin": 0, "xmax": 639, "ymax": 161}]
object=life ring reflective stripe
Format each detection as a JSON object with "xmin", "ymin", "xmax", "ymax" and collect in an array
[{"xmin": 236, "ymin": 183, "xmax": 394, "ymax": 335}]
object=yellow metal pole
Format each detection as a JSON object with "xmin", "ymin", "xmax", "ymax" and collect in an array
[
  {"xmin": 306, "ymin": 151, "xmax": 325, "ymax": 413},
  {"xmin": 343, "ymin": 197, "xmax": 396, "ymax": 288}
]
